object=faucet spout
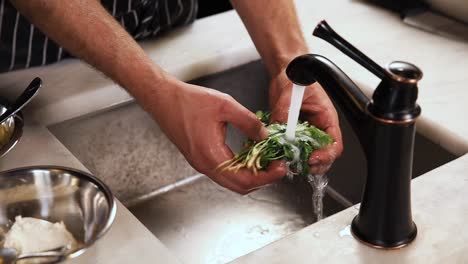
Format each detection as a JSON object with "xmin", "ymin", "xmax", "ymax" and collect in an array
[{"xmin": 286, "ymin": 54, "xmax": 370, "ymax": 140}]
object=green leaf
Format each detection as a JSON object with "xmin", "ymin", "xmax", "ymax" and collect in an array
[{"xmin": 219, "ymin": 112, "xmax": 334, "ymax": 177}]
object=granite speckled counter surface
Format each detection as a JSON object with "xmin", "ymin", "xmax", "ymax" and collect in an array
[{"xmin": 0, "ymin": 0, "xmax": 468, "ymax": 263}]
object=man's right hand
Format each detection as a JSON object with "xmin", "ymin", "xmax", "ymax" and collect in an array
[{"xmin": 144, "ymin": 77, "xmax": 287, "ymax": 194}]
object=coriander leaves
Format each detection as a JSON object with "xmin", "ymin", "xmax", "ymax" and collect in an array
[{"xmin": 218, "ymin": 111, "xmax": 333, "ymax": 177}]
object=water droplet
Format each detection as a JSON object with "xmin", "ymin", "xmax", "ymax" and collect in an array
[
  {"xmin": 339, "ymin": 225, "xmax": 351, "ymax": 237},
  {"xmin": 314, "ymin": 232, "xmax": 320, "ymax": 238}
]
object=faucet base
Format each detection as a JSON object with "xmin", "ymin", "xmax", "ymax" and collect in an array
[{"xmin": 351, "ymin": 216, "xmax": 417, "ymax": 249}]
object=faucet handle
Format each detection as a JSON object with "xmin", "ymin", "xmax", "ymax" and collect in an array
[
  {"xmin": 313, "ymin": 20, "xmax": 423, "ymax": 122},
  {"xmin": 370, "ymin": 61, "xmax": 423, "ymax": 122},
  {"xmin": 386, "ymin": 61, "xmax": 423, "ymax": 84},
  {"xmin": 313, "ymin": 20, "xmax": 387, "ymax": 79}
]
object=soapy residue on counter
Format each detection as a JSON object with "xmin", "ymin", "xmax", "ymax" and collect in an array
[{"xmin": 339, "ymin": 225, "xmax": 352, "ymax": 237}]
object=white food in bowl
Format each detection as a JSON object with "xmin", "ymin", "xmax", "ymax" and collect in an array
[{"xmin": 4, "ymin": 216, "xmax": 77, "ymax": 255}]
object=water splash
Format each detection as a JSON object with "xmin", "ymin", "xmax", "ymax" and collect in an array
[
  {"xmin": 283, "ymin": 83, "xmax": 329, "ymax": 223},
  {"xmin": 307, "ymin": 174, "xmax": 328, "ymax": 222},
  {"xmin": 283, "ymin": 140, "xmax": 302, "ymax": 180}
]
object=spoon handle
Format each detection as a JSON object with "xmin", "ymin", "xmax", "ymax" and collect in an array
[
  {"xmin": 17, "ymin": 251, "xmax": 63, "ymax": 260},
  {"xmin": 0, "ymin": 77, "xmax": 42, "ymax": 124},
  {"xmin": 17, "ymin": 246, "xmax": 67, "ymax": 260}
]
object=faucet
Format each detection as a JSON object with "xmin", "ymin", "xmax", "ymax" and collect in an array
[{"xmin": 286, "ymin": 21, "xmax": 422, "ymax": 249}]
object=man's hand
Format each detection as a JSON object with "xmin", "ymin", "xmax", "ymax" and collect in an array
[
  {"xmin": 231, "ymin": 0, "xmax": 343, "ymax": 175},
  {"xmin": 10, "ymin": 0, "xmax": 287, "ymax": 194},
  {"xmin": 147, "ymin": 77, "xmax": 287, "ymax": 194},
  {"xmin": 269, "ymin": 71, "xmax": 343, "ymax": 175}
]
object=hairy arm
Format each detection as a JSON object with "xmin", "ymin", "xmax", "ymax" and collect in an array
[
  {"xmin": 230, "ymin": 0, "xmax": 308, "ymax": 76},
  {"xmin": 10, "ymin": 0, "xmax": 166, "ymax": 108},
  {"xmin": 231, "ymin": 0, "xmax": 343, "ymax": 174},
  {"xmin": 10, "ymin": 0, "xmax": 286, "ymax": 193}
]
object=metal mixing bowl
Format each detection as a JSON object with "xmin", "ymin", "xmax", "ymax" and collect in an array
[
  {"xmin": 0, "ymin": 97, "xmax": 23, "ymax": 158},
  {"xmin": 0, "ymin": 166, "xmax": 116, "ymax": 262}
]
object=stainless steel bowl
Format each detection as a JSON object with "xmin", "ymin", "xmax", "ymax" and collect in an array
[
  {"xmin": 0, "ymin": 97, "xmax": 23, "ymax": 158},
  {"xmin": 0, "ymin": 166, "xmax": 117, "ymax": 262}
]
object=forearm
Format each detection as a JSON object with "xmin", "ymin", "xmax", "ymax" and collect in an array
[
  {"xmin": 230, "ymin": 0, "xmax": 308, "ymax": 76},
  {"xmin": 10, "ymin": 0, "xmax": 169, "ymax": 110}
]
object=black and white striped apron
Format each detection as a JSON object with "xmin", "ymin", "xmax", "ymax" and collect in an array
[{"xmin": 0, "ymin": 0, "xmax": 198, "ymax": 73}]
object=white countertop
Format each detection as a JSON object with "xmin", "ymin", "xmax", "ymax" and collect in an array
[
  {"xmin": 1, "ymin": 0, "xmax": 468, "ymax": 263},
  {"xmin": 233, "ymin": 155, "xmax": 468, "ymax": 264},
  {"xmin": 0, "ymin": 124, "xmax": 181, "ymax": 264}
]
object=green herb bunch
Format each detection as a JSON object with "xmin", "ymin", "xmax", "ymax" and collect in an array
[{"xmin": 218, "ymin": 111, "xmax": 333, "ymax": 176}]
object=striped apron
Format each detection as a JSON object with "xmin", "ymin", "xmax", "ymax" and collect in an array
[{"xmin": 0, "ymin": 0, "xmax": 198, "ymax": 73}]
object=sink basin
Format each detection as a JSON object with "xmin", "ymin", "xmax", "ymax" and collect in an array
[
  {"xmin": 129, "ymin": 174, "xmax": 344, "ymax": 264},
  {"xmin": 49, "ymin": 61, "xmax": 457, "ymax": 264}
]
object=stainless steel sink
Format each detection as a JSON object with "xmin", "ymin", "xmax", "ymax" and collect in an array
[
  {"xmin": 129, "ymin": 174, "xmax": 344, "ymax": 264},
  {"xmin": 49, "ymin": 61, "xmax": 457, "ymax": 264}
]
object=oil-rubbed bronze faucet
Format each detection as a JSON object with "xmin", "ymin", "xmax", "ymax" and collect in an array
[{"xmin": 286, "ymin": 20, "xmax": 422, "ymax": 249}]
